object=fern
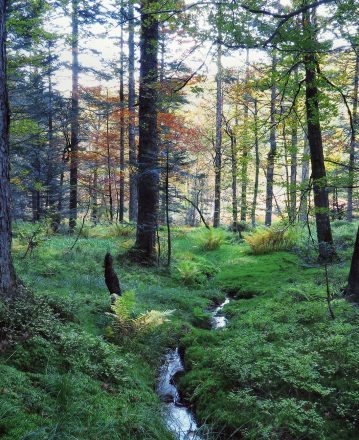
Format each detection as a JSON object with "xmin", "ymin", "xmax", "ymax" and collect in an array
[{"xmin": 111, "ymin": 291, "xmax": 174, "ymax": 336}]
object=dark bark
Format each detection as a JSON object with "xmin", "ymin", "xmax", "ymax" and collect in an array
[
  {"xmin": 104, "ymin": 252, "xmax": 121, "ymax": 295},
  {"xmin": 118, "ymin": 8, "xmax": 125, "ymax": 222},
  {"xmin": 128, "ymin": 1, "xmax": 137, "ymax": 222},
  {"xmin": 302, "ymin": 8, "xmax": 335, "ymax": 260},
  {"xmin": 265, "ymin": 53, "xmax": 277, "ymax": 226},
  {"xmin": 347, "ymin": 51, "xmax": 358, "ymax": 222},
  {"xmin": 346, "ymin": 226, "xmax": 359, "ymax": 300},
  {"xmin": 69, "ymin": 0, "xmax": 79, "ymax": 231},
  {"xmin": 131, "ymin": 0, "xmax": 159, "ymax": 264},
  {"xmin": 0, "ymin": 0, "xmax": 17, "ymax": 298},
  {"xmin": 213, "ymin": 40, "xmax": 222, "ymax": 228}
]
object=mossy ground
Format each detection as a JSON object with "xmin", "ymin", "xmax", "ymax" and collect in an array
[{"xmin": 1, "ymin": 220, "xmax": 358, "ymax": 439}]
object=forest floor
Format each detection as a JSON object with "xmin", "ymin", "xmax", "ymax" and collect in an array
[{"xmin": 1, "ymin": 221, "xmax": 359, "ymax": 440}]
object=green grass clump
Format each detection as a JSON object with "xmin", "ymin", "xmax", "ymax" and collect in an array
[
  {"xmin": 108, "ymin": 223, "xmax": 135, "ymax": 238},
  {"xmin": 245, "ymin": 225, "xmax": 297, "ymax": 255}
]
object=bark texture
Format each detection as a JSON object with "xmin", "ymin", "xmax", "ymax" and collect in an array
[
  {"xmin": 347, "ymin": 51, "xmax": 358, "ymax": 222},
  {"xmin": 128, "ymin": 1, "xmax": 138, "ymax": 222},
  {"xmin": 303, "ymin": 8, "xmax": 335, "ymax": 260},
  {"xmin": 265, "ymin": 53, "xmax": 277, "ymax": 226},
  {"xmin": 132, "ymin": 0, "xmax": 159, "ymax": 264},
  {"xmin": 213, "ymin": 39, "xmax": 222, "ymax": 228},
  {"xmin": 346, "ymin": 227, "xmax": 359, "ymax": 300},
  {"xmin": 69, "ymin": 0, "xmax": 79, "ymax": 231},
  {"xmin": 0, "ymin": 0, "xmax": 17, "ymax": 298}
]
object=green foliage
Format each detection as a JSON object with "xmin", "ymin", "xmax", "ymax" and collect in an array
[
  {"xmin": 108, "ymin": 223, "xmax": 135, "ymax": 238},
  {"xmin": 110, "ymin": 291, "xmax": 174, "ymax": 337},
  {"xmin": 198, "ymin": 228, "xmax": 225, "ymax": 251},
  {"xmin": 245, "ymin": 225, "xmax": 298, "ymax": 255},
  {"xmin": 173, "ymin": 254, "xmax": 219, "ymax": 286}
]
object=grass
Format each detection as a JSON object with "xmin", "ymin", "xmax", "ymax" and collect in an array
[{"xmin": 1, "ymin": 221, "xmax": 359, "ymax": 439}]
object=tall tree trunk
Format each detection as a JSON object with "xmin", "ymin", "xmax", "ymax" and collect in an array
[
  {"xmin": 302, "ymin": 8, "xmax": 335, "ymax": 260},
  {"xmin": 128, "ymin": 1, "xmax": 137, "ymax": 222},
  {"xmin": 265, "ymin": 53, "xmax": 277, "ymax": 226},
  {"xmin": 346, "ymin": 226, "xmax": 359, "ymax": 300},
  {"xmin": 230, "ymin": 128, "xmax": 238, "ymax": 230},
  {"xmin": 251, "ymin": 98, "xmax": 260, "ymax": 227},
  {"xmin": 119, "ymin": 9, "xmax": 125, "ymax": 222},
  {"xmin": 132, "ymin": 0, "xmax": 159, "ymax": 264},
  {"xmin": 300, "ymin": 136, "xmax": 310, "ymax": 221},
  {"xmin": 213, "ymin": 38, "xmax": 222, "ymax": 228},
  {"xmin": 240, "ymin": 49, "xmax": 250, "ymax": 222},
  {"xmin": 69, "ymin": 0, "xmax": 79, "ymax": 231},
  {"xmin": 106, "ymin": 98, "xmax": 114, "ymax": 223},
  {"xmin": 289, "ymin": 66, "xmax": 299, "ymax": 222},
  {"xmin": 347, "ymin": 51, "xmax": 358, "ymax": 222},
  {"xmin": 0, "ymin": 0, "xmax": 17, "ymax": 298}
]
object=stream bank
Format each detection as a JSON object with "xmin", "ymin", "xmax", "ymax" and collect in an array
[{"xmin": 157, "ymin": 297, "xmax": 232, "ymax": 439}]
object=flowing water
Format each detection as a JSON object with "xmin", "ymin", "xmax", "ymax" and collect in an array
[{"xmin": 158, "ymin": 297, "xmax": 231, "ymax": 439}]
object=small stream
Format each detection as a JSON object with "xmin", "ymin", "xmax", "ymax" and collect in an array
[{"xmin": 157, "ymin": 297, "xmax": 231, "ymax": 439}]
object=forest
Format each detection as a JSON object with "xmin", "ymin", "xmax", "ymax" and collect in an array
[{"xmin": 0, "ymin": 0, "xmax": 359, "ymax": 439}]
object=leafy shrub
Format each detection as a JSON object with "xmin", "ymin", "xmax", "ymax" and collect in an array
[
  {"xmin": 110, "ymin": 291, "xmax": 173, "ymax": 337},
  {"xmin": 198, "ymin": 229, "xmax": 225, "ymax": 251},
  {"xmin": 0, "ymin": 293, "xmax": 59, "ymax": 346},
  {"xmin": 245, "ymin": 226, "xmax": 297, "ymax": 255},
  {"xmin": 173, "ymin": 253, "xmax": 219, "ymax": 286},
  {"xmin": 108, "ymin": 223, "xmax": 135, "ymax": 238}
]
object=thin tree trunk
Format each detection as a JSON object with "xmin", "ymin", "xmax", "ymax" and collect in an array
[
  {"xmin": 302, "ymin": 7, "xmax": 335, "ymax": 260},
  {"xmin": 347, "ymin": 51, "xmax": 358, "ymax": 222},
  {"xmin": 106, "ymin": 96, "xmax": 114, "ymax": 223},
  {"xmin": 231, "ymin": 129, "xmax": 238, "ymax": 230},
  {"xmin": 213, "ymin": 38, "xmax": 222, "ymax": 228},
  {"xmin": 290, "ymin": 74, "xmax": 298, "ymax": 223},
  {"xmin": 300, "ymin": 136, "xmax": 310, "ymax": 221},
  {"xmin": 251, "ymin": 98, "xmax": 260, "ymax": 227},
  {"xmin": 128, "ymin": 1, "xmax": 137, "ymax": 222},
  {"xmin": 119, "ymin": 9, "xmax": 125, "ymax": 222},
  {"xmin": 91, "ymin": 168, "xmax": 98, "ymax": 224},
  {"xmin": 0, "ymin": 0, "xmax": 17, "ymax": 298},
  {"xmin": 132, "ymin": 0, "xmax": 159, "ymax": 264},
  {"xmin": 346, "ymin": 226, "xmax": 359, "ymax": 300},
  {"xmin": 241, "ymin": 49, "xmax": 250, "ymax": 222},
  {"xmin": 265, "ymin": 53, "xmax": 277, "ymax": 226},
  {"xmin": 69, "ymin": 0, "xmax": 79, "ymax": 231},
  {"xmin": 165, "ymin": 145, "xmax": 171, "ymax": 266}
]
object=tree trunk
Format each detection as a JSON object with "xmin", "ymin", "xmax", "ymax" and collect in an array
[
  {"xmin": 0, "ymin": 0, "xmax": 17, "ymax": 298},
  {"xmin": 347, "ymin": 51, "xmax": 358, "ymax": 222},
  {"xmin": 131, "ymin": 0, "xmax": 159, "ymax": 264},
  {"xmin": 106, "ymin": 97, "xmax": 113, "ymax": 223},
  {"xmin": 265, "ymin": 53, "xmax": 277, "ymax": 226},
  {"xmin": 69, "ymin": 0, "xmax": 79, "ymax": 231},
  {"xmin": 346, "ymin": 226, "xmax": 359, "ymax": 300},
  {"xmin": 300, "ymin": 136, "xmax": 310, "ymax": 221},
  {"xmin": 289, "ymin": 66, "xmax": 299, "ymax": 222},
  {"xmin": 240, "ymin": 49, "xmax": 250, "ymax": 222},
  {"xmin": 251, "ymin": 98, "xmax": 260, "ymax": 227},
  {"xmin": 230, "ymin": 127, "xmax": 238, "ymax": 230},
  {"xmin": 128, "ymin": 1, "xmax": 137, "ymax": 222},
  {"xmin": 213, "ymin": 39, "xmax": 222, "ymax": 228},
  {"xmin": 118, "ymin": 9, "xmax": 125, "ymax": 222},
  {"xmin": 302, "ymin": 8, "xmax": 335, "ymax": 260}
]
